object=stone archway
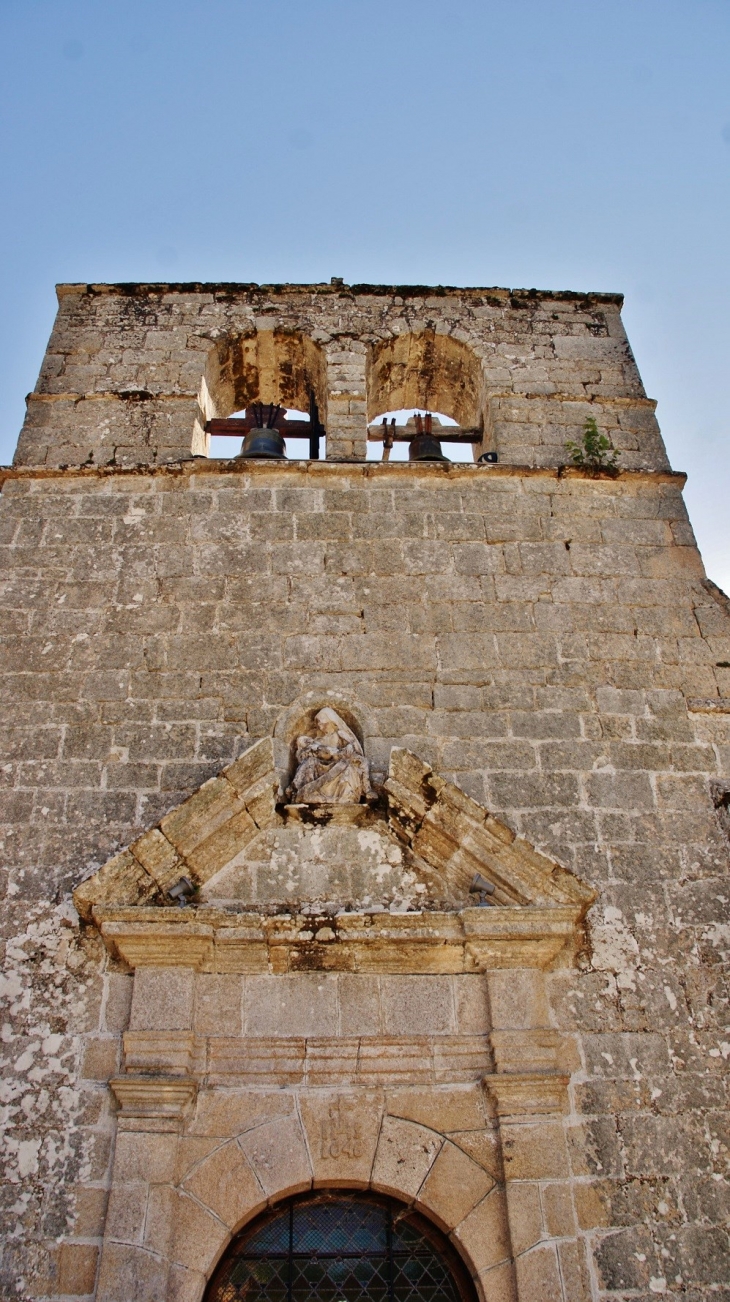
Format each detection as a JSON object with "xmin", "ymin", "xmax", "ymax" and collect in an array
[
  {"xmin": 367, "ymin": 332, "xmax": 485, "ymax": 430},
  {"xmin": 193, "ymin": 329, "xmax": 328, "ymax": 456},
  {"xmin": 203, "ymin": 1190, "xmax": 481, "ymax": 1302},
  {"xmin": 97, "ymin": 1104, "xmax": 513, "ymax": 1302}
]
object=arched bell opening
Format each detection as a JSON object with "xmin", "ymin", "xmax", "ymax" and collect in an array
[
  {"xmin": 193, "ymin": 330, "xmax": 328, "ymax": 460},
  {"xmin": 366, "ymin": 333, "xmax": 489, "ymax": 463},
  {"xmin": 203, "ymin": 1191, "xmax": 479, "ymax": 1302}
]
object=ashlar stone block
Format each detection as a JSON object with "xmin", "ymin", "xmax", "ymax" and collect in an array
[
  {"xmin": 299, "ymin": 1090, "xmax": 384, "ymax": 1188},
  {"xmin": 385, "ymin": 1084, "xmax": 488, "ymax": 1135},
  {"xmin": 380, "ymin": 975, "xmax": 456, "ymax": 1035},
  {"xmin": 514, "ymin": 1243, "xmax": 563, "ymax": 1302},
  {"xmin": 487, "ymin": 968, "xmax": 550, "ymax": 1030},
  {"xmin": 112, "ymin": 1131, "xmax": 179, "ymax": 1184},
  {"xmin": 451, "ymin": 1186, "xmax": 512, "ymax": 1274},
  {"xmin": 371, "ymin": 1116, "xmax": 442, "ymax": 1199},
  {"xmin": 182, "ymin": 1139, "xmax": 266, "ymax": 1229},
  {"xmin": 167, "ymin": 1265, "xmax": 207, "ymax": 1302},
  {"xmin": 160, "ymin": 776, "xmax": 244, "ymax": 858},
  {"xmin": 504, "ymin": 1181, "xmax": 542, "ymax": 1256},
  {"xmin": 193, "ymin": 974, "xmax": 243, "ymax": 1036},
  {"xmin": 243, "ymin": 974, "xmax": 339, "ymax": 1037},
  {"xmin": 130, "ymin": 966, "xmax": 195, "ymax": 1032},
  {"xmin": 169, "ymin": 1189, "xmax": 227, "ymax": 1274},
  {"xmin": 96, "ymin": 1243, "xmax": 168, "ymax": 1302},
  {"xmin": 415, "ymin": 1140, "xmax": 494, "ymax": 1231},
  {"xmin": 501, "ymin": 1120, "xmax": 570, "ymax": 1181},
  {"xmin": 238, "ymin": 1114, "xmax": 313, "ymax": 1198},
  {"xmin": 105, "ymin": 1182, "xmax": 148, "ymax": 1246},
  {"xmin": 57, "ymin": 1243, "xmax": 100, "ymax": 1296},
  {"xmin": 187, "ymin": 1090, "xmax": 295, "ymax": 1139}
]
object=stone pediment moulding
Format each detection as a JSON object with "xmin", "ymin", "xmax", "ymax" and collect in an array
[{"xmin": 74, "ymin": 738, "xmax": 595, "ymax": 972}]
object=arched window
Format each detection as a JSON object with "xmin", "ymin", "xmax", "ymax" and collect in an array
[{"xmin": 205, "ymin": 1193, "xmax": 477, "ymax": 1302}]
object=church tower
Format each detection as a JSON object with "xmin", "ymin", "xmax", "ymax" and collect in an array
[{"xmin": 1, "ymin": 281, "xmax": 728, "ymax": 1301}]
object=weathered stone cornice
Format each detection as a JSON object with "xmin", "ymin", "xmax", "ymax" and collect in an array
[
  {"xmin": 483, "ymin": 1073, "xmax": 570, "ymax": 1117},
  {"xmin": 55, "ymin": 281, "xmax": 625, "ymax": 306},
  {"xmin": 95, "ymin": 903, "xmax": 586, "ymax": 972},
  {"xmin": 0, "ymin": 459, "xmax": 687, "ymax": 490},
  {"xmin": 26, "ymin": 388, "xmax": 658, "ymax": 409},
  {"xmin": 73, "ymin": 738, "xmax": 280, "ymax": 921},
  {"xmin": 109, "ymin": 1075, "xmax": 197, "ymax": 1131}
]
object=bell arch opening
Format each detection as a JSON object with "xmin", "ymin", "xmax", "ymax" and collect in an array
[
  {"xmin": 367, "ymin": 333, "xmax": 484, "ymax": 430},
  {"xmin": 193, "ymin": 330, "xmax": 328, "ymax": 458},
  {"xmin": 204, "ymin": 1191, "xmax": 478, "ymax": 1302}
]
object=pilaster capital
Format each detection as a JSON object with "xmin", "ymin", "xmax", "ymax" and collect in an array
[
  {"xmin": 483, "ymin": 1072, "xmax": 570, "ymax": 1118},
  {"xmin": 110, "ymin": 1075, "xmax": 197, "ymax": 1131}
]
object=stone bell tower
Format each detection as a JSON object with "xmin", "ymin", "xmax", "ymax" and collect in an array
[{"xmin": 1, "ymin": 281, "xmax": 728, "ymax": 1302}]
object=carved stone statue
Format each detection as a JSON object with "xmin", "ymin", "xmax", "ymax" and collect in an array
[{"xmin": 287, "ymin": 708, "xmax": 373, "ymax": 804}]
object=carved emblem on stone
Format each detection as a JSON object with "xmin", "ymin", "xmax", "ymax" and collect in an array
[
  {"xmin": 287, "ymin": 708, "xmax": 373, "ymax": 804},
  {"xmin": 320, "ymin": 1096, "xmax": 363, "ymax": 1159}
]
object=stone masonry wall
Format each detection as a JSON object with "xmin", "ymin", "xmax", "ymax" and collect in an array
[
  {"xmin": 0, "ymin": 457, "xmax": 729, "ymax": 1298},
  {"xmin": 13, "ymin": 283, "xmax": 668, "ymax": 471}
]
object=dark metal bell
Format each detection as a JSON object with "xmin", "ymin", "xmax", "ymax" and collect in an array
[
  {"xmin": 408, "ymin": 433, "xmax": 450, "ymax": 462},
  {"xmin": 237, "ymin": 427, "xmax": 286, "ymax": 459}
]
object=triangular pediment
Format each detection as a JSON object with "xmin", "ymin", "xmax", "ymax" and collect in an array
[{"xmin": 74, "ymin": 739, "xmax": 595, "ymax": 923}]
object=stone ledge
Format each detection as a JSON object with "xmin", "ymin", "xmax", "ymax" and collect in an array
[
  {"xmin": 483, "ymin": 1073, "xmax": 570, "ymax": 1117},
  {"xmin": 96, "ymin": 905, "xmax": 586, "ymax": 973},
  {"xmin": 110, "ymin": 1075, "xmax": 197, "ymax": 1125},
  {"xmin": 122, "ymin": 1031, "xmax": 204, "ymax": 1076},
  {"xmin": 55, "ymin": 281, "xmax": 625, "ymax": 305},
  {"xmin": 0, "ymin": 459, "xmax": 688, "ymax": 489},
  {"xmin": 206, "ymin": 1035, "xmax": 491, "ymax": 1087}
]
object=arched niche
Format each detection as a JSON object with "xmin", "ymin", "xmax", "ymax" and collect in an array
[
  {"xmin": 193, "ymin": 330, "xmax": 328, "ymax": 455},
  {"xmin": 279, "ymin": 704, "xmax": 366, "ymax": 795},
  {"xmin": 367, "ymin": 332, "xmax": 484, "ymax": 430},
  {"xmin": 273, "ymin": 692, "xmax": 382, "ymax": 784}
]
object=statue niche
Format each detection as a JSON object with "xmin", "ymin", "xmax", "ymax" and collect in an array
[{"xmin": 287, "ymin": 708, "xmax": 374, "ymax": 805}]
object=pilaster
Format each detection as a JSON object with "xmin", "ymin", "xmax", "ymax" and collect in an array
[
  {"xmin": 325, "ymin": 340, "xmax": 368, "ymax": 460},
  {"xmin": 485, "ymin": 969, "xmax": 591, "ymax": 1302}
]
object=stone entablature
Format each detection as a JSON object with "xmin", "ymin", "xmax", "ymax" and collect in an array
[
  {"xmin": 95, "ymin": 906, "xmax": 587, "ymax": 974},
  {"xmin": 13, "ymin": 280, "xmax": 669, "ymax": 471}
]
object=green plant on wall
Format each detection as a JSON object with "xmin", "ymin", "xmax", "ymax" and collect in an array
[{"xmin": 565, "ymin": 416, "xmax": 620, "ymax": 474}]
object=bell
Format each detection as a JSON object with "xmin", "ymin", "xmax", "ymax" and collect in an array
[
  {"xmin": 407, "ymin": 412, "xmax": 450, "ymax": 463},
  {"xmin": 236, "ymin": 427, "xmax": 286, "ymax": 459},
  {"xmin": 408, "ymin": 433, "xmax": 450, "ymax": 462}
]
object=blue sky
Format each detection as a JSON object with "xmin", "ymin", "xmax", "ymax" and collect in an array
[{"xmin": 1, "ymin": 0, "xmax": 729, "ymax": 587}]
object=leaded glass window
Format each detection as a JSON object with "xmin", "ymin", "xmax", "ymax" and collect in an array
[{"xmin": 205, "ymin": 1194, "xmax": 476, "ymax": 1302}]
